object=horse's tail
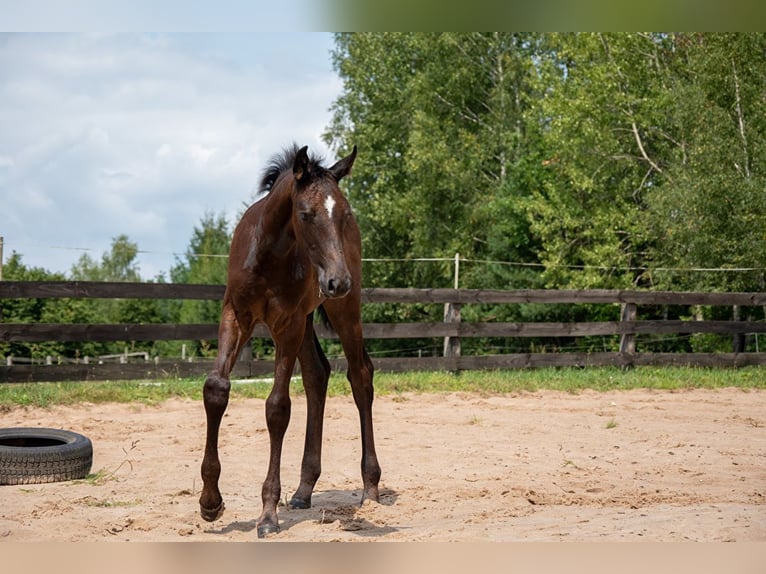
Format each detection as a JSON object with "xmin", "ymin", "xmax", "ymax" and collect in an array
[{"xmin": 315, "ymin": 304, "xmax": 334, "ymax": 333}]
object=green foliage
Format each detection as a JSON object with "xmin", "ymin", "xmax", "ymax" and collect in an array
[
  {"xmin": 324, "ymin": 32, "xmax": 766, "ymax": 355},
  {"xmin": 329, "ymin": 32, "xmax": 766, "ymax": 295},
  {"xmin": 1, "ymin": 214, "xmax": 232, "ymax": 363},
  {"xmin": 523, "ymin": 33, "xmax": 682, "ymax": 289},
  {"xmin": 170, "ymin": 212, "xmax": 230, "ymax": 289},
  {"xmin": 1, "ymin": 239, "xmax": 180, "ymax": 360},
  {"xmin": 328, "ymin": 33, "xmax": 546, "ymax": 290},
  {"xmin": 70, "ymin": 234, "xmax": 142, "ymax": 282},
  {"xmin": 328, "ymin": 33, "xmax": 554, "ymax": 355},
  {"xmin": 645, "ymin": 33, "xmax": 766, "ymax": 292},
  {"xmin": 0, "ymin": 252, "xmax": 66, "ymax": 358},
  {"xmin": 170, "ymin": 211, "xmax": 231, "ymax": 357},
  {"xmin": 66, "ymin": 235, "xmax": 156, "ymax": 357}
]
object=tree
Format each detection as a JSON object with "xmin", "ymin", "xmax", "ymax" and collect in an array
[
  {"xmin": 645, "ymin": 33, "xmax": 766, "ymax": 292},
  {"xmin": 327, "ymin": 33, "xmax": 551, "ymax": 356},
  {"xmin": 328, "ymin": 33, "xmax": 422, "ymax": 288},
  {"xmin": 523, "ymin": 33, "xmax": 685, "ymax": 289},
  {"xmin": 69, "ymin": 235, "xmax": 167, "ymax": 357},
  {"xmin": 171, "ymin": 211, "xmax": 230, "ymax": 356},
  {"xmin": 70, "ymin": 234, "xmax": 142, "ymax": 282},
  {"xmin": 523, "ymin": 33, "xmax": 766, "ymax": 294},
  {"xmin": 0, "ymin": 252, "xmax": 68, "ymax": 359},
  {"xmin": 328, "ymin": 33, "xmax": 546, "ymax": 291}
]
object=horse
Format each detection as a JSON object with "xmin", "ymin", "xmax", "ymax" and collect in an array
[{"xmin": 198, "ymin": 144, "xmax": 381, "ymax": 538}]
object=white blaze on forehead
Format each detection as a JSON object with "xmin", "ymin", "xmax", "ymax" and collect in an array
[{"xmin": 324, "ymin": 194, "xmax": 336, "ymax": 218}]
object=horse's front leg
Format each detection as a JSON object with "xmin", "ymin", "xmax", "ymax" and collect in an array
[
  {"xmin": 256, "ymin": 323, "xmax": 304, "ymax": 538},
  {"xmin": 200, "ymin": 304, "xmax": 251, "ymax": 521},
  {"xmin": 290, "ymin": 314, "xmax": 331, "ymax": 509},
  {"xmin": 347, "ymin": 346, "xmax": 381, "ymax": 504},
  {"xmin": 323, "ymin": 300, "xmax": 381, "ymax": 505}
]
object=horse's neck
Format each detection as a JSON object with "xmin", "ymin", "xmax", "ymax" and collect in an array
[{"xmin": 259, "ymin": 179, "xmax": 297, "ymax": 255}]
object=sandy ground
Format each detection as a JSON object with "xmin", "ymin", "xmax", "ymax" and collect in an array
[{"xmin": 0, "ymin": 387, "xmax": 764, "ymax": 542}]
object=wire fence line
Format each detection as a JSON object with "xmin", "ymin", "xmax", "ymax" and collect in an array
[
  {"xmin": 364, "ymin": 256, "xmax": 766, "ymax": 274},
  {"xmin": 7, "ymin": 241, "xmax": 766, "ymax": 276}
]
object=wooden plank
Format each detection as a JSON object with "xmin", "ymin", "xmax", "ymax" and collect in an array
[
  {"xmin": 631, "ymin": 352, "xmax": 766, "ymax": 368},
  {"xmin": 0, "ymin": 323, "xmax": 217, "ymax": 342},
  {"xmin": 0, "ymin": 281, "xmax": 225, "ymax": 300},
  {"xmin": 0, "ymin": 358, "xmax": 276, "ymax": 383},
  {"xmin": 0, "ymin": 323, "xmax": 270, "ymax": 342},
  {"xmin": 0, "ymin": 320, "xmax": 631, "ymax": 343},
  {"xmin": 362, "ymin": 320, "xmax": 766, "ymax": 339},
  {"xmin": 316, "ymin": 351, "xmax": 766, "ymax": 372},
  {"xmin": 3, "ymin": 320, "xmax": 766, "ymax": 343},
  {"xmin": 628, "ymin": 320, "xmax": 766, "ymax": 335},
  {"xmin": 456, "ymin": 322, "xmax": 619, "ymax": 337},
  {"xmin": 362, "ymin": 288, "xmax": 766, "ymax": 306},
  {"xmin": 4, "ymin": 351, "xmax": 766, "ymax": 382},
  {"xmin": 4, "ymin": 281, "xmax": 766, "ymax": 307}
]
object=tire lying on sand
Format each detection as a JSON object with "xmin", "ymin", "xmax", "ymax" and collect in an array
[{"xmin": 0, "ymin": 428, "xmax": 93, "ymax": 485}]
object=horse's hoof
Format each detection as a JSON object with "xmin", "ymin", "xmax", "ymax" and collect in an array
[
  {"xmin": 289, "ymin": 495, "xmax": 311, "ymax": 509},
  {"xmin": 200, "ymin": 500, "xmax": 225, "ymax": 522},
  {"xmin": 257, "ymin": 520, "xmax": 280, "ymax": 539},
  {"xmin": 361, "ymin": 488, "xmax": 380, "ymax": 505}
]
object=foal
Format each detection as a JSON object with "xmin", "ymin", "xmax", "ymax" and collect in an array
[{"xmin": 199, "ymin": 144, "xmax": 381, "ymax": 538}]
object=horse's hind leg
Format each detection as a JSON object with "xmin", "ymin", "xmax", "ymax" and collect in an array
[
  {"xmin": 199, "ymin": 303, "xmax": 251, "ymax": 522},
  {"xmin": 290, "ymin": 314, "xmax": 331, "ymax": 509}
]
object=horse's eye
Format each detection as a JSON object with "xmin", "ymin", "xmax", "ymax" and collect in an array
[{"xmin": 299, "ymin": 211, "xmax": 313, "ymax": 222}]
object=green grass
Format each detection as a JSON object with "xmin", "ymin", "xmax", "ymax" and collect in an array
[{"xmin": 1, "ymin": 366, "xmax": 764, "ymax": 410}]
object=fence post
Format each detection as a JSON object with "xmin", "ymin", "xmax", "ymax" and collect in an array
[
  {"xmin": 443, "ymin": 253, "xmax": 461, "ymax": 362},
  {"xmin": 732, "ymin": 305, "xmax": 745, "ymax": 353},
  {"xmin": 619, "ymin": 302, "xmax": 637, "ymax": 369},
  {"xmin": 239, "ymin": 338, "xmax": 253, "ymax": 362},
  {"xmin": 443, "ymin": 301, "xmax": 461, "ymax": 359}
]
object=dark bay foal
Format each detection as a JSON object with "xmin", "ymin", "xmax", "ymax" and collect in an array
[{"xmin": 199, "ymin": 144, "xmax": 381, "ymax": 537}]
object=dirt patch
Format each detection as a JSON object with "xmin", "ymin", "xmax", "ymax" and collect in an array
[{"xmin": 1, "ymin": 387, "xmax": 764, "ymax": 541}]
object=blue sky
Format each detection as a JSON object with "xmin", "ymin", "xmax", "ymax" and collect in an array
[{"xmin": 0, "ymin": 32, "xmax": 341, "ymax": 279}]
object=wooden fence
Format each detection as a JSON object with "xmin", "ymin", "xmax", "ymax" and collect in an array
[{"xmin": 2, "ymin": 281, "xmax": 766, "ymax": 382}]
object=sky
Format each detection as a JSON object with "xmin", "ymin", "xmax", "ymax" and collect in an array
[{"xmin": 0, "ymin": 31, "xmax": 341, "ymax": 279}]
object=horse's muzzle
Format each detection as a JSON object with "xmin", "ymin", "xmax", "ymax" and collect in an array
[{"xmin": 319, "ymin": 274, "xmax": 352, "ymax": 298}]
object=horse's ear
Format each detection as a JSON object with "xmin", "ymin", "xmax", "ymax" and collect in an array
[
  {"xmin": 328, "ymin": 145, "xmax": 357, "ymax": 181},
  {"xmin": 293, "ymin": 145, "xmax": 310, "ymax": 183}
]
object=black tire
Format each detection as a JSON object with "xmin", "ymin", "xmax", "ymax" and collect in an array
[{"xmin": 0, "ymin": 427, "xmax": 93, "ymax": 485}]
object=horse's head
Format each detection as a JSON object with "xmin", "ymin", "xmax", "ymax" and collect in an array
[{"xmin": 291, "ymin": 145, "xmax": 357, "ymax": 299}]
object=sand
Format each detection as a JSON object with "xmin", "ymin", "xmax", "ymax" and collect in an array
[{"xmin": 1, "ymin": 387, "xmax": 764, "ymax": 541}]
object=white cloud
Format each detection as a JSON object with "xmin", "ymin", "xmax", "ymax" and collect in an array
[
  {"xmin": 0, "ymin": 1, "xmax": 324, "ymax": 33},
  {"xmin": 0, "ymin": 32, "xmax": 341, "ymax": 279}
]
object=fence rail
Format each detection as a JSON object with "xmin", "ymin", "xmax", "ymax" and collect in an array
[
  {"xmin": 2, "ymin": 281, "xmax": 766, "ymax": 382},
  {"xmin": 3, "ymin": 319, "xmax": 766, "ymax": 343},
  {"xmin": 4, "ymin": 281, "xmax": 766, "ymax": 306}
]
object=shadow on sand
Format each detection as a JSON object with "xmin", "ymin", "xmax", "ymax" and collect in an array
[{"xmin": 204, "ymin": 487, "xmax": 400, "ymax": 539}]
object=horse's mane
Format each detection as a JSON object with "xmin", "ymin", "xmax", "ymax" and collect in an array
[{"xmin": 258, "ymin": 143, "xmax": 327, "ymax": 195}]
